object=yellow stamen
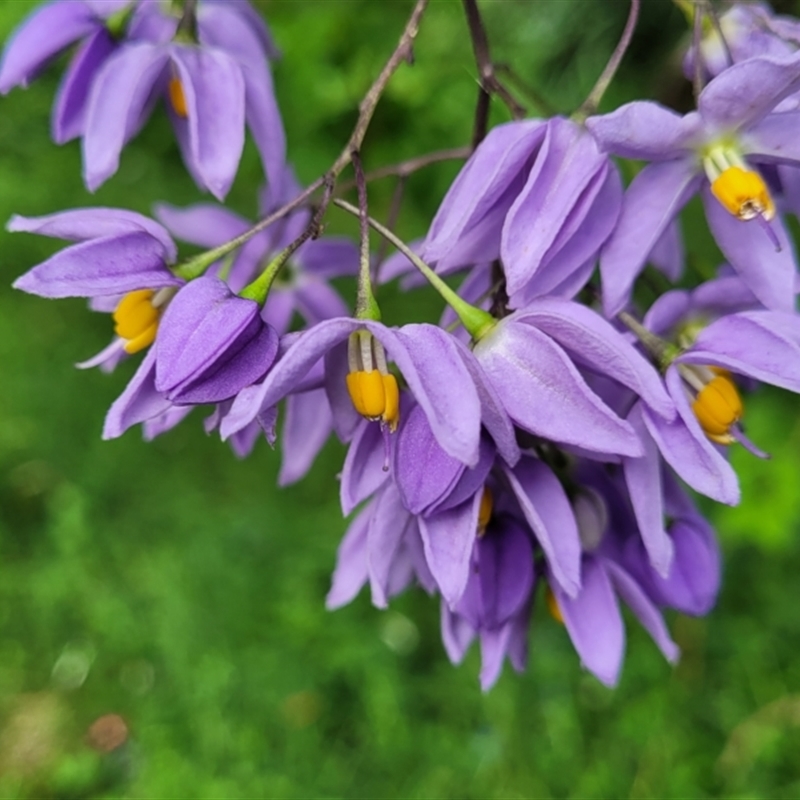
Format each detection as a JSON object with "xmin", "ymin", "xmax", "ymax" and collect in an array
[
  {"xmin": 545, "ymin": 587, "xmax": 564, "ymax": 624},
  {"xmin": 477, "ymin": 487, "xmax": 493, "ymax": 536},
  {"xmin": 169, "ymin": 76, "xmax": 188, "ymax": 119},
  {"xmin": 113, "ymin": 289, "xmax": 161, "ymax": 354},
  {"xmin": 345, "ymin": 370, "xmax": 385, "ymax": 418},
  {"xmin": 691, "ymin": 373, "xmax": 743, "ymax": 443},
  {"xmin": 381, "ymin": 373, "xmax": 400, "ymax": 432},
  {"xmin": 710, "ymin": 166, "xmax": 774, "ymax": 221}
]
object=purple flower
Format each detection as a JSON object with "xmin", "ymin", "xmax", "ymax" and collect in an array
[
  {"xmin": 441, "ymin": 510, "xmax": 534, "ymax": 691},
  {"xmin": 588, "ymin": 54, "xmax": 800, "ymax": 314},
  {"xmin": 0, "ymin": 1, "xmax": 133, "ymax": 142},
  {"xmin": 421, "ymin": 117, "xmax": 622, "ymax": 306},
  {"xmin": 470, "ymin": 297, "xmax": 675, "ymax": 459},
  {"xmin": 153, "ymin": 275, "xmax": 278, "ymax": 405},
  {"xmin": 155, "ymin": 165, "xmax": 358, "ymax": 328}
]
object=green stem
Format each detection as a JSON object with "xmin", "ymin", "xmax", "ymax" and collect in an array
[
  {"xmin": 334, "ymin": 199, "xmax": 496, "ymax": 340},
  {"xmin": 239, "ymin": 246, "xmax": 292, "ymax": 304}
]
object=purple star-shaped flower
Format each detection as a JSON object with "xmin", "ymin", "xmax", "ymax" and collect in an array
[{"xmin": 588, "ymin": 54, "xmax": 800, "ymax": 313}]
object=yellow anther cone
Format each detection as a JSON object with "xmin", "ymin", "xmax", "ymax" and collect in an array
[
  {"xmin": 692, "ymin": 374, "xmax": 743, "ymax": 438},
  {"xmin": 381, "ymin": 374, "xmax": 400, "ymax": 432},
  {"xmin": 477, "ymin": 488, "xmax": 493, "ymax": 535},
  {"xmin": 346, "ymin": 370, "xmax": 386, "ymax": 419},
  {"xmin": 114, "ymin": 290, "xmax": 158, "ymax": 338},
  {"xmin": 546, "ymin": 587, "xmax": 564, "ymax": 624},
  {"xmin": 169, "ymin": 77, "xmax": 188, "ymax": 118},
  {"xmin": 710, "ymin": 166, "xmax": 774, "ymax": 221}
]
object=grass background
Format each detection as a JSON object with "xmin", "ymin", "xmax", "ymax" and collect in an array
[{"xmin": 0, "ymin": 0, "xmax": 800, "ymax": 797}]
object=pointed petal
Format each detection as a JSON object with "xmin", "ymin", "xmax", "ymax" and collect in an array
[
  {"xmin": 340, "ymin": 419, "xmax": 390, "ymax": 515},
  {"xmin": 515, "ymin": 298, "xmax": 675, "ymax": 420},
  {"xmin": 649, "ymin": 219, "xmax": 685, "ymax": 282},
  {"xmin": 702, "ymin": 185, "xmax": 797, "ymax": 312},
  {"xmin": 502, "ymin": 119, "xmax": 608, "ymax": 294},
  {"xmin": 0, "ymin": 2, "xmax": 96, "ymax": 93},
  {"xmin": 374, "ymin": 323, "xmax": 482, "ymax": 466},
  {"xmin": 600, "ymin": 160, "xmax": 701, "ymax": 316},
  {"xmin": 554, "ymin": 558, "xmax": 624, "ymax": 688},
  {"xmin": 423, "ymin": 120, "xmax": 547, "ymax": 267},
  {"xmin": 698, "ymin": 54, "xmax": 800, "ymax": 130},
  {"xmin": 170, "ymin": 45, "xmax": 246, "ymax": 199},
  {"xmin": 83, "ymin": 43, "xmax": 169, "ymax": 191},
  {"xmin": 12, "ymin": 232, "xmax": 180, "ymax": 298},
  {"xmin": 679, "ymin": 311, "xmax": 800, "ymax": 392},
  {"xmin": 604, "ymin": 560, "xmax": 680, "ymax": 663},
  {"xmin": 504, "ymin": 458, "xmax": 581, "ymax": 597},
  {"xmin": 746, "ymin": 111, "xmax": 800, "ymax": 166},
  {"xmin": 441, "ymin": 603, "xmax": 475, "ymax": 665},
  {"xmin": 474, "ymin": 321, "xmax": 642, "ymax": 457},
  {"xmin": 478, "ymin": 622, "xmax": 515, "ymax": 691},
  {"xmin": 8, "ymin": 208, "xmax": 177, "ymax": 260},
  {"xmin": 622, "ymin": 404, "xmax": 674, "ymax": 577},
  {"xmin": 586, "ymin": 104, "xmax": 703, "ymax": 160},
  {"xmin": 418, "ymin": 493, "xmax": 482, "ymax": 607},
  {"xmin": 643, "ymin": 368, "xmax": 739, "ymax": 505},
  {"xmin": 278, "ymin": 389, "xmax": 333, "ymax": 486},
  {"xmin": 368, "ymin": 484, "xmax": 415, "ymax": 609},
  {"xmin": 53, "ymin": 27, "xmax": 117, "ymax": 143},
  {"xmin": 153, "ymin": 202, "xmax": 249, "ymax": 248},
  {"xmin": 326, "ymin": 505, "xmax": 370, "ymax": 610},
  {"xmin": 102, "ymin": 349, "xmax": 173, "ymax": 439},
  {"xmin": 296, "ymin": 238, "xmax": 359, "ymax": 279}
]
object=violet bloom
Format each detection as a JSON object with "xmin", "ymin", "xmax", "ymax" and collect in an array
[
  {"xmin": 421, "ymin": 116, "xmax": 622, "ymax": 307},
  {"xmin": 156, "ymin": 165, "xmax": 358, "ymax": 328},
  {"xmin": 588, "ymin": 54, "xmax": 800, "ymax": 314},
  {"xmin": 82, "ymin": 0, "xmax": 285, "ymax": 198},
  {"xmin": 441, "ymin": 508, "xmax": 534, "ymax": 691},
  {"xmin": 0, "ymin": 0, "xmax": 134, "ymax": 143},
  {"xmin": 622, "ymin": 284, "xmax": 800, "ymax": 569},
  {"xmin": 469, "ymin": 297, "xmax": 675, "ymax": 459},
  {"xmin": 548, "ymin": 470, "xmax": 680, "ymax": 687}
]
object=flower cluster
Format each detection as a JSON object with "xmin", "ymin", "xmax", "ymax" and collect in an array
[{"xmin": 5, "ymin": 0, "xmax": 800, "ymax": 690}]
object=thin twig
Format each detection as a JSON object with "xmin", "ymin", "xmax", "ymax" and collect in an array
[
  {"xmin": 494, "ymin": 63, "xmax": 557, "ymax": 116},
  {"xmin": 351, "ymin": 150, "xmax": 375, "ymax": 317},
  {"xmin": 692, "ymin": 2, "xmax": 705, "ymax": 102},
  {"xmin": 462, "ymin": 0, "xmax": 526, "ymax": 147},
  {"xmin": 373, "ymin": 176, "xmax": 407, "ymax": 276},
  {"xmin": 173, "ymin": 0, "xmax": 429, "ymax": 279},
  {"xmin": 705, "ymin": 0, "xmax": 734, "ymax": 68},
  {"xmin": 337, "ymin": 146, "xmax": 471, "ymax": 192},
  {"xmin": 575, "ymin": 0, "xmax": 641, "ymax": 119}
]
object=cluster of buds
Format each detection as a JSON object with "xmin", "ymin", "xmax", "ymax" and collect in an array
[{"xmin": 4, "ymin": 0, "xmax": 800, "ymax": 690}]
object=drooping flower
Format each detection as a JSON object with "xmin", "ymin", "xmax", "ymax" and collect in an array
[
  {"xmin": 588, "ymin": 54, "xmax": 800, "ymax": 314},
  {"xmin": 421, "ymin": 116, "xmax": 622, "ymax": 307}
]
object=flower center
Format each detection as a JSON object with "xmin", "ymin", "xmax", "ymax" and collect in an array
[
  {"xmin": 169, "ymin": 76, "xmax": 188, "ymax": 118},
  {"xmin": 345, "ymin": 331, "xmax": 400, "ymax": 431},
  {"xmin": 681, "ymin": 365, "xmax": 743, "ymax": 444},
  {"xmin": 703, "ymin": 147, "xmax": 774, "ymax": 222},
  {"xmin": 545, "ymin": 586, "xmax": 564, "ymax": 624},
  {"xmin": 113, "ymin": 288, "xmax": 174, "ymax": 354},
  {"xmin": 477, "ymin": 487, "xmax": 493, "ymax": 537}
]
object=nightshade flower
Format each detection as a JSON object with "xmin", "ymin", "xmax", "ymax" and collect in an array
[
  {"xmin": 0, "ymin": 0, "xmax": 134, "ymax": 143},
  {"xmin": 81, "ymin": 0, "xmax": 285, "ymax": 198},
  {"xmin": 421, "ymin": 116, "xmax": 622, "ymax": 307},
  {"xmin": 547, "ymin": 468, "xmax": 680, "ymax": 687},
  {"xmin": 441, "ymin": 504, "xmax": 534, "ymax": 691},
  {"xmin": 469, "ymin": 297, "xmax": 675, "ymax": 459},
  {"xmin": 621, "ymin": 288, "xmax": 800, "ymax": 568},
  {"xmin": 588, "ymin": 54, "xmax": 800, "ymax": 314}
]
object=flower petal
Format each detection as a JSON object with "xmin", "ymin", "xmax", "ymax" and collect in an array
[
  {"xmin": 553, "ymin": 557, "xmax": 624, "ymax": 688},
  {"xmin": 340, "ymin": 419, "xmax": 389, "ymax": 516},
  {"xmin": 587, "ymin": 103, "xmax": 703, "ymax": 160},
  {"xmin": 698, "ymin": 53, "xmax": 800, "ymax": 131},
  {"xmin": 12, "ymin": 231, "xmax": 180, "ymax": 298},
  {"xmin": 600, "ymin": 159, "xmax": 701, "ymax": 316},
  {"xmin": 53, "ymin": 27, "xmax": 117, "ymax": 143},
  {"xmin": 0, "ymin": 2, "xmax": 97, "ymax": 93},
  {"xmin": 515, "ymin": 298, "xmax": 675, "ymax": 420},
  {"xmin": 702, "ymin": 185, "xmax": 797, "ymax": 312},
  {"xmin": 504, "ymin": 458, "xmax": 581, "ymax": 597},
  {"xmin": 169, "ymin": 45, "xmax": 246, "ymax": 199},
  {"xmin": 83, "ymin": 42, "xmax": 169, "ymax": 191},
  {"xmin": 326, "ymin": 504, "xmax": 370, "ymax": 610},
  {"xmin": 153, "ymin": 202, "xmax": 249, "ymax": 249},
  {"xmin": 278, "ymin": 389, "xmax": 333, "ymax": 486},
  {"xmin": 474, "ymin": 320, "xmax": 642, "ymax": 458},
  {"xmin": 418, "ymin": 493, "xmax": 482, "ymax": 607}
]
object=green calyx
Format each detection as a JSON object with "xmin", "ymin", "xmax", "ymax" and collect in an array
[
  {"xmin": 239, "ymin": 246, "xmax": 294, "ymax": 304},
  {"xmin": 106, "ymin": 3, "xmax": 136, "ymax": 39}
]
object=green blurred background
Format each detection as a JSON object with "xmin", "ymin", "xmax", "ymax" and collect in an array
[{"xmin": 1, "ymin": 0, "xmax": 800, "ymax": 797}]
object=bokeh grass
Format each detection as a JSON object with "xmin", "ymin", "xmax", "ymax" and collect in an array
[{"xmin": 0, "ymin": 1, "xmax": 799, "ymax": 797}]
